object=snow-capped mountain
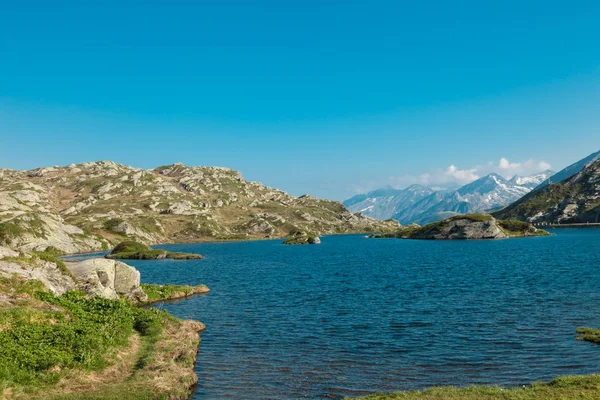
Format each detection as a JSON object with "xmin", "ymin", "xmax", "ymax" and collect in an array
[
  {"xmin": 346, "ymin": 170, "xmax": 555, "ymax": 225},
  {"xmin": 343, "ymin": 184, "xmax": 435, "ymax": 220},
  {"xmin": 509, "ymin": 170, "xmax": 555, "ymax": 189}
]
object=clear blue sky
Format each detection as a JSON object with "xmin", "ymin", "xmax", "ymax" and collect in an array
[{"xmin": 1, "ymin": 1, "xmax": 599, "ymax": 200}]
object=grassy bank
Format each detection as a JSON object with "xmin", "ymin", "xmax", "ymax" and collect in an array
[
  {"xmin": 0, "ymin": 276, "xmax": 203, "ymax": 399},
  {"xmin": 348, "ymin": 374, "xmax": 600, "ymax": 399},
  {"xmin": 141, "ymin": 283, "xmax": 210, "ymax": 304}
]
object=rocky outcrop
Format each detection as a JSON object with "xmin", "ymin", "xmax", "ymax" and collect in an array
[
  {"xmin": 67, "ymin": 258, "xmax": 148, "ymax": 302},
  {"xmin": 0, "ymin": 258, "xmax": 76, "ymax": 295},
  {"xmin": 372, "ymin": 214, "xmax": 548, "ymax": 240},
  {"xmin": 410, "ymin": 215, "xmax": 509, "ymax": 240},
  {"xmin": 0, "ymin": 248, "xmax": 148, "ymax": 301},
  {"xmin": 282, "ymin": 232, "xmax": 321, "ymax": 245},
  {"xmin": 0, "ymin": 246, "xmax": 18, "ymax": 259}
]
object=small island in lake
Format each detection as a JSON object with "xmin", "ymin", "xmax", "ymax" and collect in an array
[
  {"xmin": 106, "ymin": 240, "xmax": 204, "ymax": 260},
  {"xmin": 282, "ymin": 231, "xmax": 321, "ymax": 245},
  {"xmin": 370, "ymin": 214, "xmax": 549, "ymax": 240}
]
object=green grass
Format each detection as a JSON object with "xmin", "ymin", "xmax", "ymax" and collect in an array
[
  {"xmin": 497, "ymin": 220, "xmax": 550, "ymax": 237},
  {"xmin": 0, "ymin": 289, "xmax": 170, "ymax": 395},
  {"xmin": 347, "ymin": 374, "xmax": 600, "ymax": 399},
  {"xmin": 140, "ymin": 283, "xmax": 209, "ymax": 303}
]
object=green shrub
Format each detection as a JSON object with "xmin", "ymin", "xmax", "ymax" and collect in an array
[{"xmin": 103, "ymin": 218, "xmax": 124, "ymax": 232}]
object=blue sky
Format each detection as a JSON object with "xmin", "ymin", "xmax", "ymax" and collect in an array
[{"xmin": 1, "ymin": 1, "xmax": 599, "ymax": 200}]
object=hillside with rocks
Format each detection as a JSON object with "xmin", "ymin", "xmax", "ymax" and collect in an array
[
  {"xmin": 0, "ymin": 161, "xmax": 398, "ymax": 253},
  {"xmin": 494, "ymin": 159, "xmax": 600, "ymax": 224}
]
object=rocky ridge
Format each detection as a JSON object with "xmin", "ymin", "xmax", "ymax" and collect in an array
[{"xmin": 0, "ymin": 161, "xmax": 398, "ymax": 253}]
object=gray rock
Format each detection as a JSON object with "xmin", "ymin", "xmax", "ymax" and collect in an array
[
  {"xmin": 67, "ymin": 258, "xmax": 148, "ymax": 302},
  {"xmin": 0, "ymin": 259, "xmax": 76, "ymax": 296},
  {"xmin": 411, "ymin": 217, "xmax": 508, "ymax": 240},
  {"xmin": 0, "ymin": 246, "xmax": 19, "ymax": 259}
]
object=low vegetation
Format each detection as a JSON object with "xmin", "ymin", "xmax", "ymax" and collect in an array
[
  {"xmin": 141, "ymin": 283, "xmax": 210, "ymax": 304},
  {"xmin": 0, "ymin": 276, "xmax": 203, "ymax": 399},
  {"xmin": 576, "ymin": 327, "xmax": 600, "ymax": 344},
  {"xmin": 348, "ymin": 374, "xmax": 600, "ymax": 400},
  {"xmin": 105, "ymin": 241, "xmax": 203, "ymax": 260},
  {"xmin": 497, "ymin": 220, "xmax": 549, "ymax": 237}
]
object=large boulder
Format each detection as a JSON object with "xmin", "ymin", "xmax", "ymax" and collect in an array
[{"xmin": 67, "ymin": 258, "xmax": 148, "ymax": 302}]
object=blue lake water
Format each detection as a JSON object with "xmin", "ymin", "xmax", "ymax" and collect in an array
[{"xmin": 123, "ymin": 229, "xmax": 600, "ymax": 399}]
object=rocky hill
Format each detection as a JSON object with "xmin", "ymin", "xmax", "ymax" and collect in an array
[
  {"xmin": 0, "ymin": 161, "xmax": 398, "ymax": 253},
  {"xmin": 494, "ymin": 159, "xmax": 600, "ymax": 224}
]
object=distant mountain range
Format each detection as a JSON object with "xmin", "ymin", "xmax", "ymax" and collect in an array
[
  {"xmin": 344, "ymin": 170, "xmax": 554, "ymax": 225},
  {"xmin": 343, "ymin": 185, "xmax": 435, "ymax": 221}
]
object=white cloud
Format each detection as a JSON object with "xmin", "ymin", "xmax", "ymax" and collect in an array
[
  {"xmin": 445, "ymin": 165, "xmax": 479, "ymax": 184},
  {"xmin": 352, "ymin": 157, "xmax": 553, "ymax": 194},
  {"xmin": 493, "ymin": 157, "xmax": 553, "ymax": 178}
]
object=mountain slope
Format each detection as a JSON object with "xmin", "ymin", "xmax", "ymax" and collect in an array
[
  {"xmin": 537, "ymin": 150, "xmax": 600, "ymax": 188},
  {"xmin": 0, "ymin": 161, "xmax": 399, "ymax": 253},
  {"xmin": 343, "ymin": 185, "xmax": 435, "ymax": 220},
  {"xmin": 493, "ymin": 159, "xmax": 600, "ymax": 223}
]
